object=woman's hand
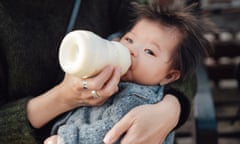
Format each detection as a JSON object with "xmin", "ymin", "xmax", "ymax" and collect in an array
[
  {"xmin": 58, "ymin": 65, "xmax": 121, "ymax": 108},
  {"xmin": 27, "ymin": 65, "xmax": 121, "ymax": 128},
  {"xmin": 103, "ymin": 94, "xmax": 181, "ymax": 144}
]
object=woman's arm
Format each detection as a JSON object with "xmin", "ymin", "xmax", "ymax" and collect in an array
[
  {"xmin": 103, "ymin": 75, "xmax": 196, "ymax": 144},
  {"xmin": 104, "ymin": 94, "xmax": 181, "ymax": 144},
  {"xmin": 45, "ymin": 85, "xmax": 160, "ymax": 144},
  {"xmin": 27, "ymin": 66, "xmax": 121, "ymax": 128},
  {"xmin": 0, "ymin": 64, "xmax": 120, "ymax": 144},
  {"xmin": 165, "ymin": 74, "xmax": 196, "ymax": 129}
]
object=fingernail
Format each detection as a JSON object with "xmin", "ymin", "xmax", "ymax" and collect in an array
[{"xmin": 103, "ymin": 135, "xmax": 112, "ymax": 144}]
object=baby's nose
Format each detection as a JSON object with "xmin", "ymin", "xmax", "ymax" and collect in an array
[{"xmin": 128, "ymin": 46, "xmax": 138, "ymax": 57}]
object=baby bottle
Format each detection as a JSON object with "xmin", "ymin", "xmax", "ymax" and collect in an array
[{"xmin": 59, "ymin": 30, "xmax": 131, "ymax": 78}]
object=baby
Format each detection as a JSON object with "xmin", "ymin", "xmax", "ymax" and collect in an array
[{"xmin": 45, "ymin": 1, "xmax": 213, "ymax": 144}]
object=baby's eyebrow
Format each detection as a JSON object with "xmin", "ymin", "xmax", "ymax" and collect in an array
[
  {"xmin": 128, "ymin": 31, "xmax": 137, "ymax": 37},
  {"xmin": 151, "ymin": 41, "xmax": 161, "ymax": 51}
]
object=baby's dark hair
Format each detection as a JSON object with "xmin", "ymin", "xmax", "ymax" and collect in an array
[{"xmin": 130, "ymin": 1, "xmax": 215, "ymax": 80}]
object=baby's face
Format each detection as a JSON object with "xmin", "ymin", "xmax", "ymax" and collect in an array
[{"xmin": 120, "ymin": 19, "xmax": 181, "ymax": 85}]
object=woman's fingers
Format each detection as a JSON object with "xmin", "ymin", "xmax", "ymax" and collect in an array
[
  {"xmin": 82, "ymin": 66, "xmax": 120, "ymax": 95},
  {"xmin": 104, "ymin": 112, "xmax": 133, "ymax": 144},
  {"xmin": 98, "ymin": 67, "xmax": 121, "ymax": 98},
  {"xmin": 104, "ymin": 104, "xmax": 174, "ymax": 144},
  {"xmin": 67, "ymin": 65, "xmax": 121, "ymax": 106},
  {"xmin": 86, "ymin": 67, "xmax": 121, "ymax": 105},
  {"xmin": 44, "ymin": 135, "xmax": 58, "ymax": 144},
  {"xmin": 81, "ymin": 66, "xmax": 115, "ymax": 90},
  {"xmin": 59, "ymin": 65, "xmax": 122, "ymax": 107}
]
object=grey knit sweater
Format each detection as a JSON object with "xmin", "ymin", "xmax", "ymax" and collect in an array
[{"xmin": 51, "ymin": 82, "xmax": 174, "ymax": 144}]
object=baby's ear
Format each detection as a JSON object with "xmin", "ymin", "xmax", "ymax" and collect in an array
[{"xmin": 159, "ymin": 70, "xmax": 181, "ymax": 85}]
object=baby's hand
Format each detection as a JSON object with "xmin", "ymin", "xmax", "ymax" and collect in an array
[{"xmin": 44, "ymin": 135, "xmax": 58, "ymax": 144}]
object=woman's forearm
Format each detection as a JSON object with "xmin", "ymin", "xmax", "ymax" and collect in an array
[
  {"xmin": 26, "ymin": 66, "xmax": 120, "ymax": 129},
  {"xmin": 26, "ymin": 85, "xmax": 74, "ymax": 128},
  {"xmin": 158, "ymin": 94, "xmax": 181, "ymax": 128}
]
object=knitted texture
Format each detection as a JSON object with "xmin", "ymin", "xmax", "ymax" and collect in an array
[
  {"xmin": 0, "ymin": 97, "xmax": 36, "ymax": 144},
  {"xmin": 51, "ymin": 82, "xmax": 169, "ymax": 144}
]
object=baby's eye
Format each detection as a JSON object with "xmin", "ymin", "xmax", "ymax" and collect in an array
[
  {"xmin": 125, "ymin": 37, "xmax": 133, "ymax": 44},
  {"xmin": 144, "ymin": 49, "xmax": 154, "ymax": 56}
]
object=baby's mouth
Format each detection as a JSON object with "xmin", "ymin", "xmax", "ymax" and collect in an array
[{"xmin": 121, "ymin": 65, "xmax": 132, "ymax": 81}]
